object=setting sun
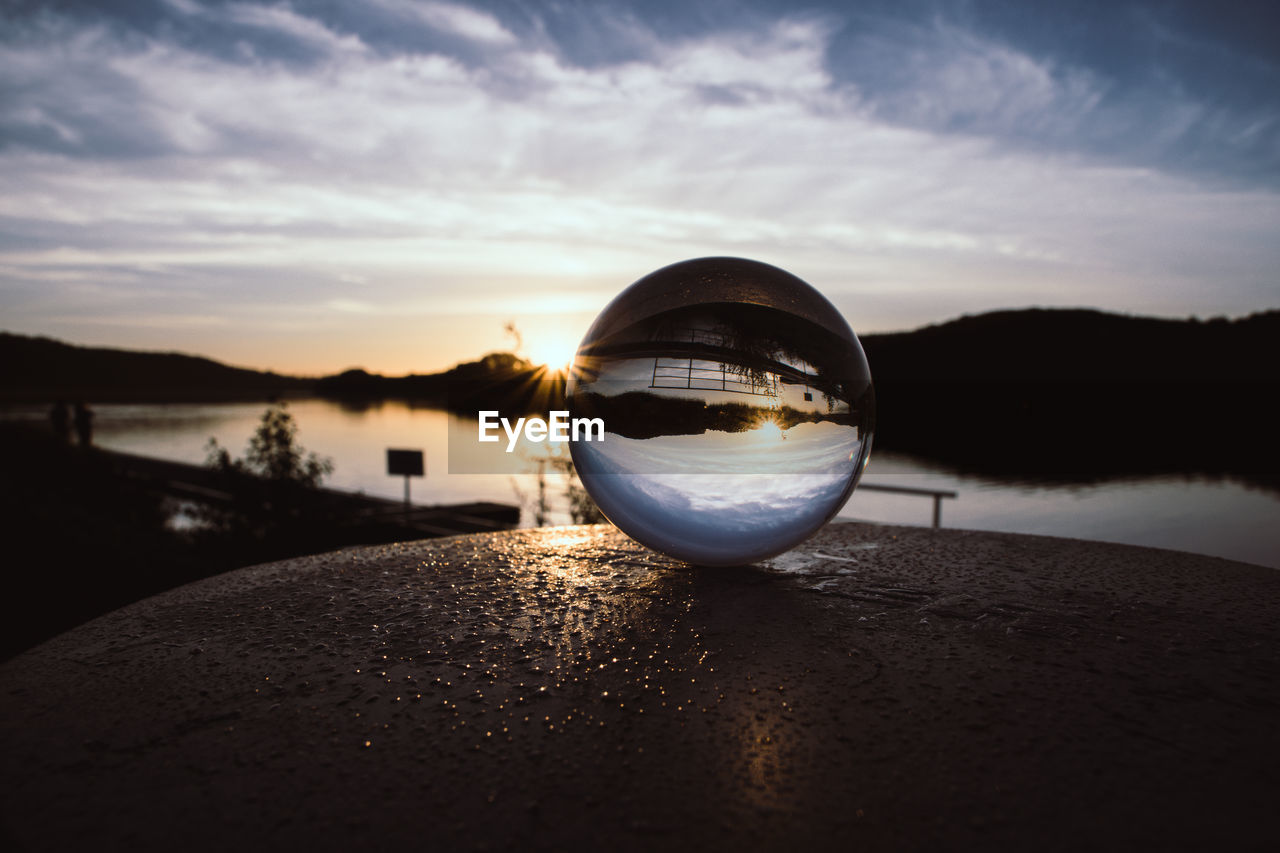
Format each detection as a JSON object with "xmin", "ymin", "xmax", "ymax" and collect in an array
[
  {"xmin": 525, "ymin": 331, "xmax": 580, "ymax": 372},
  {"xmin": 750, "ymin": 418, "xmax": 785, "ymax": 444}
]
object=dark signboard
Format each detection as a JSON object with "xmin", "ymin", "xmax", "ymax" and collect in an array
[{"xmin": 386, "ymin": 449, "xmax": 425, "ymax": 477}]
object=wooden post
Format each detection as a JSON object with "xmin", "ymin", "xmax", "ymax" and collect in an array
[{"xmin": 387, "ymin": 449, "xmax": 425, "ymax": 527}]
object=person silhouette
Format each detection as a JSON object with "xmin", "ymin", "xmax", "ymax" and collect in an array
[
  {"xmin": 73, "ymin": 401, "xmax": 94, "ymax": 447},
  {"xmin": 50, "ymin": 400, "xmax": 72, "ymax": 443}
]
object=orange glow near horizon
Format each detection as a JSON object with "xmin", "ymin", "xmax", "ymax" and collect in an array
[
  {"xmin": 752, "ymin": 418, "xmax": 785, "ymax": 443},
  {"xmin": 524, "ymin": 329, "xmax": 580, "ymax": 373}
]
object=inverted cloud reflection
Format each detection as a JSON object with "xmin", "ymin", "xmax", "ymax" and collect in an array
[{"xmin": 574, "ymin": 423, "xmax": 864, "ymax": 565}]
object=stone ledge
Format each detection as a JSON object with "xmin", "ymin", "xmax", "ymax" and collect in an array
[{"xmin": 3, "ymin": 523, "xmax": 1277, "ymax": 851}]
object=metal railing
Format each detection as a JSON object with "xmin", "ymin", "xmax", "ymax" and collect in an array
[
  {"xmin": 857, "ymin": 483, "xmax": 958, "ymax": 529},
  {"xmin": 650, "ymin": 356, "xmax": 778, "ymax": 397}
]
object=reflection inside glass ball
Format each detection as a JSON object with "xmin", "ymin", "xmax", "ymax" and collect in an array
[{"xmin": 567, "ymin": 257, "xmax": 875, "ymax": 566}]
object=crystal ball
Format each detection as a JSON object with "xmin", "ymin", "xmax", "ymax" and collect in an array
[{"xmin": 566, "ymin": 257, "xmax": 875, "ymax": 565}]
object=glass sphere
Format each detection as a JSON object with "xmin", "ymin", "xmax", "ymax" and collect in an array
[{"xmin": 567, "ymin": 257, "xmax": 874, "ymax": 565}]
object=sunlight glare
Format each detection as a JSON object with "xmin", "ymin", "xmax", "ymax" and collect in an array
[
  {"xmin": 526, "ymin": 331, "xmax": 579, "ymax": 371},
  {"xmin": 751, "ymin": 419, "xmax": 785, "ymax": 444}
]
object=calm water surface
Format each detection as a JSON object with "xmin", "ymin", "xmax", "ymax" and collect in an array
[{"xmin": 6, "ymin": 399, "xmax": 1276, "ymax": 569}]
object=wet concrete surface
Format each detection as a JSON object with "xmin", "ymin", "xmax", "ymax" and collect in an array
[{"xmin": 2, "ymin": 523, "xmax": 1278, "ymax": 851}]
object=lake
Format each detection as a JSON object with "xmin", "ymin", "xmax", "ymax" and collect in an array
[{"xmin": 4, "ymin": 398, "xmax": 1275, "ymax": 569}]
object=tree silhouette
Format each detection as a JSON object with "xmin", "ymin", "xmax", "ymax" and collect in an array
[{"xmin": 201, "ymin": 403, "xmax": 336, "ymax": 546}]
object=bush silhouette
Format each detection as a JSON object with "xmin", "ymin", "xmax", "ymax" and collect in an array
[{"xmin": 201, "ymin": 403, "xmax": 337, "ymax": 546}]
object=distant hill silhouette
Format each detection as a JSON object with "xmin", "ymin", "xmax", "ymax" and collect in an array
[
  {"xmin": 314, "ymin": 353, "xmax": 566, "ymax": 415},
  {"xmin": 5, "ymin": 307, "xmax": 1277, "ymax": 483},
  {"xmin": 860, "ymin": 308, "xmax": 1278, "ymax": 385},
  {"xmin": 859, "ymin": 308, "xmax": 1279, "ymax": 481},
  {"xmin": 0, "ymin": 332, "xmax": 311, "ymax": 402}
]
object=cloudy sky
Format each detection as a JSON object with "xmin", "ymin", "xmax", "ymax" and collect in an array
[{"xmin": 2, "ymin": 0, "xmax": 1277, "ymax": 374}]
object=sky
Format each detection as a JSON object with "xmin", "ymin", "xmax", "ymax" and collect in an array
[{"xmin": 2, "ymin": 0, "xmax": 1278, "ymax": 375}]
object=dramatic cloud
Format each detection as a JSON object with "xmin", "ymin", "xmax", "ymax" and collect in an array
[
  {"xmin": 0, "ymin": 0, "xmax": 1276, "ymax": 372},
  {"xmin": 376, "ymin": 0, "xmax": 518, "ymax": 45}
]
